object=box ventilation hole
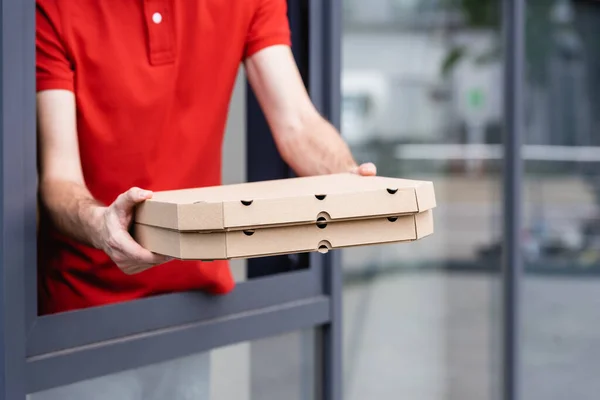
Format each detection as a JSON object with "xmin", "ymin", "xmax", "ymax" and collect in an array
[
  {"xmin": 317, "ymin": 240, "xmax": 332, "ymax": 254},
  {"xmin": 316, "ymin": 217, "xmax": 328, "ymax": 229},
  {"xmin": 387, "ymin": 216, "xmax": 399, "ymax": 222},
  {"xmin": 243, "ymin": 229, "xmax": 255, "ymax": 236},
  {"xmin": 387, "ymin": 188, "xmax": 398, "ymax": 194},
  {"xmin": 315, "ymin": 194, "xmax": 327, "ymax": 200},
  {"xmin": 241, "ymin": 200, "xmax": 253, "ymax": 206}
]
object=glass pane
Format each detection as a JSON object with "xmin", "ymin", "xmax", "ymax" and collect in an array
[
  {"xmin": 29, "ymin": 330, "xmax": 315, "ymax": 400},
  {"xmin": 212, "ymin": 330, "xmax": 316, "ymax": 400},
  {"xmin": 522, "ymin": 1, "xmax": 600, "ymax": 399},
  {"xmin": 249, "ymin": 330, "xmax": 315, "ymax": 400},
  {"xmin": 28, "ymin": 352, "xmax": 213, "ymax": 400},
  {"xmin": 341, "ymin": 0, "xmax": 503, "ymax": 399}
]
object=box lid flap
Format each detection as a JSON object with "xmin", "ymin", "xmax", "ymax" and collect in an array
[{"xmin": 135, "ymin": 173, "xmax": 436, "ymax": 231}]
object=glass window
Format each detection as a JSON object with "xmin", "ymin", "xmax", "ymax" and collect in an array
[
  {"xmin": 29, "ymin": 330, "xmax": 315, "ymax": 400},
  {"xmin": 28, "ymin": 352, "xmax": 213, "ymax": 400},
  {"xmin": 522, "ymin": 1, "xmax": 600, "ymax": 399},
  {"xmin": 341, "ymin": 0, "xmax": 503, "ymax": 398}
]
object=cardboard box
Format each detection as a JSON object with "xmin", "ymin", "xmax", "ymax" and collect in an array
[
  {"xmin": 134, "ymin": 209, "xmax": 434, "ymax": 260},
  {"xmin": 135, "ymin": 173, "xmax": 436, "ymax": 231}
]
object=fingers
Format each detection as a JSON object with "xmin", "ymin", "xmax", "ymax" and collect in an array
[
  {"xmin": 113, "ymin": 187, "xmax": 153, "ymax": 214},
  {"xmin": 102, "ymin": 187, "xmax": 172, "ymax": 274},
  {"xmin": 359, "ymin": 162, "xmax": 377, "ymax": 176},
  {"xmin": 117, "ymin": 232, "xmax": 172, "ymax": 264},
  {"xmin": 351, "ymin": 163, "xmax": 377, "ymax": 176},
  {"xmin": 106, "ymin": 229, "xmax": 173, "ymax": 274},
  {"xmin": 121, "ymin": 263, "xmax": 158, "ymax": 275}
]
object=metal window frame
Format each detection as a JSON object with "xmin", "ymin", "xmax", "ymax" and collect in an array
[
  {"xmin": 502, "ymin": 1, "xmax": 525, "ymax": 400},
  {"xmin": 0, "ymin": 0, "xmax": 343, "ymax": 398}
]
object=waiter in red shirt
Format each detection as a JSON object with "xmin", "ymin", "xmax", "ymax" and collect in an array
[{"xmin": 36, "ymin": 0, "xmax": 376, "ymax": 316}]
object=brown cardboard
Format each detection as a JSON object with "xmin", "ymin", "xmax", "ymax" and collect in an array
[
  {"xmin": 135, "ymin": 173, "xmax": 436, "ymax": 231},
  {"xmin": 133, "ymin": 209, "xmax": 434, "ymax": 260}
]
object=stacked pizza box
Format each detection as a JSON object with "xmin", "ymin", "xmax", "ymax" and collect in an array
[{"xmin": 133, "ymin": 173, "xmax": 436, "ymax": 260}]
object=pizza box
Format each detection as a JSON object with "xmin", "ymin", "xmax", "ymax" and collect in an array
[
  {"xmin": 133, "ymin": 209, "xmax": 434, "ymax": 261},
  {"xmin": 134, "ymin": 173, "xmax": 436, "ymax": 232}
]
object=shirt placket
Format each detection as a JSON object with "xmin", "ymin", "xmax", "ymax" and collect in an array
[{"xmin": 143, "ymin": 0, "xmax": 176, "ymax": 66}]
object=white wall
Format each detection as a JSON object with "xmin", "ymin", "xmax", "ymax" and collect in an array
[{"xmin": 342, "ymin": 31, "xmax": 503, "ymax": 144}]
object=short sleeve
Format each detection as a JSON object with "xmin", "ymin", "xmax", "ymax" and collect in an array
[
  {"xmin": 36, "ymin": 0, "xmax": 74, "ymax": 92},
  {"xmin": 244, "ymin": 0, "xmax": 292, "ymax": 59}
]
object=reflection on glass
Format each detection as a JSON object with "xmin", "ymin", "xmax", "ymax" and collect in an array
[
  {"xmin": 249, "ymin": 330, "xmax": 315, "ymax": 400},
  {"xmin": 29, "ymin": 330, "xmax": 315, "ymax": 400},
  {"xmin": 29, "ymin": 352, "xmax": 213, "ymax": 400},
  {"xmin": 522, "ymin": 1, "xmax": 600, "ymax": 399},
  {"xmin": 212, "ymin": 330, "xmax": 315, "ymax": 400},
  {"xmin": 341, "ymin": 0, "xmax": 502, "ymax": 399}
]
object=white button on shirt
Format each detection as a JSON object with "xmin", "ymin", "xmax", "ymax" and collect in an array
[{"xmin": 152, "ymin": 12, "xmax": 162, "ymax": 24}]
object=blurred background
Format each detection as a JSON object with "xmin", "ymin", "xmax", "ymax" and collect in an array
[{"xmin": 340, "ymin": 0, "xmax": 600, "ymax": 399}]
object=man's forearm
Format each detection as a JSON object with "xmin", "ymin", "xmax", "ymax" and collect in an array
[
  {"xmin": 40, "ymin": 179, "xmax": 106, "ymax": 249},
  {"xmin": 276, "ymin": 115, "xmax": 358, "ymax": 176}
]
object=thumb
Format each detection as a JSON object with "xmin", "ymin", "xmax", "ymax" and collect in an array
[{"xmin": 113, "ymin": 187, "xmax": 153, "ymax": 214}]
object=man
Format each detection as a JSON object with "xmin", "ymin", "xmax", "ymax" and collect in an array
[{"xmin": 36, "ymin": 0, "xmax": 375, "ymax": 317}]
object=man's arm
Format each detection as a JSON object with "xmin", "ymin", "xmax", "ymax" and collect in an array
[
  {"xmin": 244, "ymin": 45, "xmax": 376, "ymax": 177},
  {"xmin": 37, "ymin": 89, "xmax": 169, "ymax": 274},
  {"xmin": 38, "ymin": 89, "xmax": 104, "ymax": 247}
]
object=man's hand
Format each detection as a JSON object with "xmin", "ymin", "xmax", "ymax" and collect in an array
[
  {"xmin": 350, "ymin": 162, "xmax": 377, "ymax": 176},
  {"xmin": 95, "ymin": 187, "xmax": 172, "ymax": 275}
]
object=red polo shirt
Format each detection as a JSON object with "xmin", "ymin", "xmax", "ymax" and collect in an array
[{"xmin": 36, "ymin": 0, "xmax": 291, "ymax": 315}]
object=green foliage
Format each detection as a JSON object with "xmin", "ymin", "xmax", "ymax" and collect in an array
[
  {"xmin": 457, "ymin": 0, "xmax": 501, "ymax": 27},
  {"xmin": 440, "ymin": 46, "xmax": 466, "ymax": 77}
]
